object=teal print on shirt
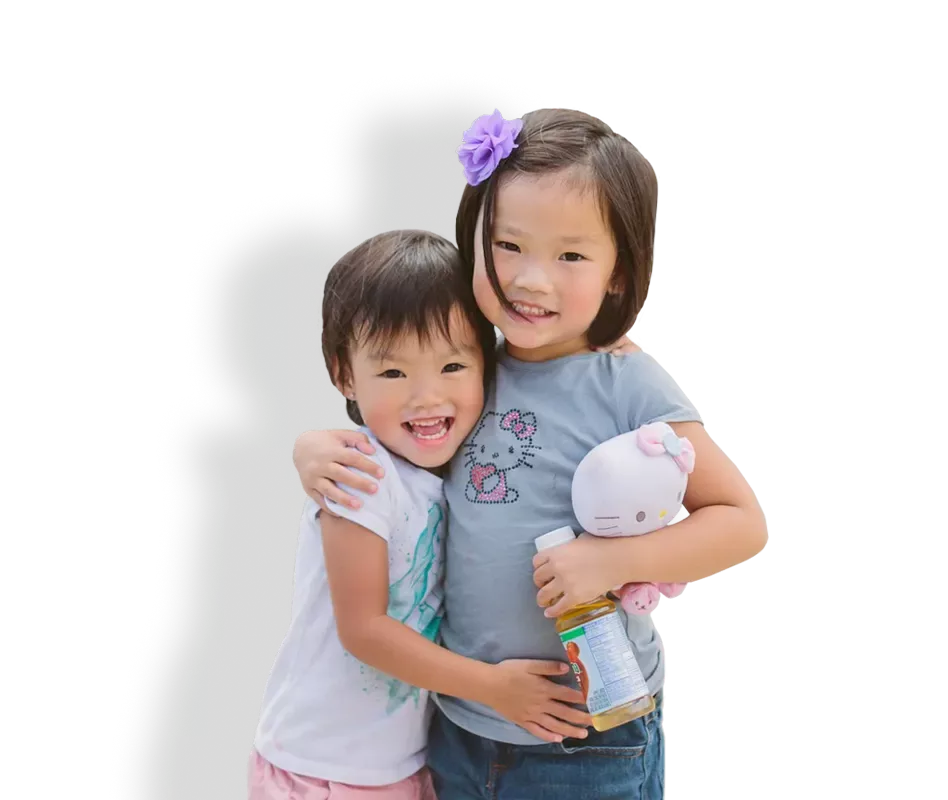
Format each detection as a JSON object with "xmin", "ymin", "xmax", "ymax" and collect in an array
[{"xmin": 376, "ymin": 502, "xmax": 446, "ymax": 713}]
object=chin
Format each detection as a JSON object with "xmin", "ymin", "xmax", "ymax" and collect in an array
[{"xmin": 501, "ymin": 328, "xmax": 554, "ymax": 350}]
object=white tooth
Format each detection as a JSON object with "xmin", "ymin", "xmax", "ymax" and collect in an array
[
  {"xmin": 407, "ymin": 417, "xmax": 449, "ymax": 440},
  {"xmin": 513, "ymin": 302, "xmax": 549, "ymax": 316}
]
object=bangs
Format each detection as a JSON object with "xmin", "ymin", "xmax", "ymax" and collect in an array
[{"xmin": 354, "ymin": 293, "xmax": 468, "ymax": 362}]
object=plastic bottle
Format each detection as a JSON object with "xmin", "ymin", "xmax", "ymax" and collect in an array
[{"xmin": 535, "ymin": 526, "xmax": 655, "ymax": 732}]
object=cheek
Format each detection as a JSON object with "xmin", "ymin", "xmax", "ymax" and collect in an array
[
  {"xmin": 356, "ymin": 389, "xmax": 399, "ymax": 431},
  {"xmin": 472, "ymin": 262, "xmax": 489, "ymax": 296},
  {"xmin": 458, "ymin": 375, "xmax": 485, "ymax": 413},
  {"xmin": 472, "ymin": 266, "xmax": 501, "ymax": 319},
  {"xmin": 566, "ymin": 272, "xmax": 612, "ymax": 317}
]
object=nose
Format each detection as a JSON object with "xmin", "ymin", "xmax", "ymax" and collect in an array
[
  {"xmin": 511, "ymin": 257, "xmax": 553, "ymax": 293},
  {"xmin": 409, "ymin": 375, "xmax": 445, "ymax": 410}
]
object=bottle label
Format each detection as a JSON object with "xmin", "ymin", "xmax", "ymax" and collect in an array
[{"xmin": 559, "ymin": 613, "xmax": 650, "ymax": 716}]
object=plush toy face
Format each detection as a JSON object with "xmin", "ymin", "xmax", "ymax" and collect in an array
[{"xmin": 572, "ymin": 422, "xmax": 695, "ymax": 537}]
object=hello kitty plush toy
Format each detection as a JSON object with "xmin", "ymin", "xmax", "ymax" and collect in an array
[{"xmin": 571, "ymin": 421, "xmax": 696, "ymax": 615}]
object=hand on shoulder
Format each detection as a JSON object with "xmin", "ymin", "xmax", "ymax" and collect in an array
[{"xmin": 594, "ymin": 336, "xmax": 642, "ymax": 356}]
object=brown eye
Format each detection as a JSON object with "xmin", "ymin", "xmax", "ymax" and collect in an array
[{"xmin": 636, "ymin": 511, "xmax": 646, "ymax": 522}]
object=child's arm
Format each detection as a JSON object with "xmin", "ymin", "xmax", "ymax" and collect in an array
[
  {"xmin": 533, "ymin": 422, "xmax": 767, "ymax": 617},
  {"xmin": 322, "ymin": 513, "xmax": 591, "ymax": 742}
]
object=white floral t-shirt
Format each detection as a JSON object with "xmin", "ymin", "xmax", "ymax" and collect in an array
[{"xmin": 254, "ymin": 431, "xmax": 445, "ymax": 785}]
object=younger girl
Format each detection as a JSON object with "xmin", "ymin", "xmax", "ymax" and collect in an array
[
  {"xmin": 251, "ymin": 230, "xmax": 591, "ymax": 800},
  {"xmin": 294, "ymin": 110, "xmax": 767, "ymax": 799}
]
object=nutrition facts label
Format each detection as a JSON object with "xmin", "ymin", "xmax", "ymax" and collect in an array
[{"xmin": 560, "ymin": 613, "xmax": 649, "ymax": 715}]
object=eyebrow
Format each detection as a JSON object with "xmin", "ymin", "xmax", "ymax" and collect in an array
[{"xmin": 495, "ymin": 225, "xmax": 596, "ymax": 245}]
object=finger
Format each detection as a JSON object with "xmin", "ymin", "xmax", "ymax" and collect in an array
[
  {"xmin": 544, "ymin": 594, "xmax": 572, "ymax": 618},
  {"xmin": 338, "ymin": 449, "xmax": 384, "ymax": 479},
  {"xmin": 315, "ymin": 478, "xmax": 362, "ymax": 510},
  {"xmin": 525, "ymin": 660, "xmax": 570, "ymax": 677},
  {"xmin": 336, "ymin": 428, "xmax": 372, "ymax": 447},
  {"xmin": 532, "ymin": 552, "xmax": 550, "ymax": 569},
  {"xmin": 545, "ymin": 701, "xmax": 593, "ymax": 727},
  {"xmin": 522, "ymin": 722, "xmax": 563, "ymax": 744},
  {"xmin": 336, "ymin": 430, "xmax": 375, "ymax": 453},
  {"xmin": 311, "ymin": 491, "xmax": 334, "ymax": 516},
  {"xmin": 326, "ymin": 463, "xmax": 378, "ymax": 495},
  {"xmin": 315, "ymin": 494, "xmax": 339, "ymax": 517},
  {"xmin": 595, "ymin": 339, "xmax": 640, "ymax": 353},
  {"xmin": 533, "ymin": 563, "xmax": 554, "ymax": 588},
  {"xmin": 534, "ymin": 713, "xmax": 589, "ymax": 740},
  {"xmin": 551, "ymin": 684, "xmax": 587, "ymax": 706},
  {"xmin": 536, "ymin": 580, "xmax": 563, "ymax": 609}
]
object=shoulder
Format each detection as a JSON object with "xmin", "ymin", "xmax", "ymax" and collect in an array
[
  {"xmin": 612, "ymin": 352, "xmax": 703, "ymax": 430},
  {"xmin": 612, "ymin": 350, "xmax": 679, "ymax": 388},
  {"xmin": 359, "ymin": 429, "xmax": 396, "ymax": 472},
  {"xmin": 323, "ymin": 432, "xmax": 407, "ymax": 539}
]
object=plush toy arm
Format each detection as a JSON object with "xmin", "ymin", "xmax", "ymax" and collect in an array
[
  {"xmin": 658, "ymin": 582, "xmax": 687, "ymax": 599},
  {"xmin": 617, "ymin": 580, "xmax": 688, "ymax": 615}
]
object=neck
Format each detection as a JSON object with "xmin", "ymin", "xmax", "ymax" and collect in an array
[{"xmin": 504, "ymin": 336, "xmax": 591, "ymax": 363}]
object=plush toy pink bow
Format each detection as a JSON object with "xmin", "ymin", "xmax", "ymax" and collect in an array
[{"xmin": 636, "ymin": 422, "xmax": 695, "ymax": 474}]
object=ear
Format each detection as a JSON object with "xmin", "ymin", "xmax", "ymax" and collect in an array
[
  {"xmin": 335, "ymin": 381, "xmax": 355, "ymax": 402},
  {"xmin": 331, "ymin": 359, "xmax": 355, "ymax": 401}
]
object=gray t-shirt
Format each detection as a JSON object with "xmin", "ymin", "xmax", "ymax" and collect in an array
[{"xmin": 437, "ymin": 346, "xmax": 702, "ymax": 745}]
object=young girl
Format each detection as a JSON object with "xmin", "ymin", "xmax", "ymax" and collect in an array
[
  {"xmin": 251, "ymin": 230, "xmax": 594, "ymax": 800},
  {"xmin": 293, "ymin": 110, "xmax": 767, "ymax": 799}
]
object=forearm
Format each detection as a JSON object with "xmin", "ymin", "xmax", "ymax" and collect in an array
[
  {"xmin": 342, "ymin": 615, "xmax": 497, "ymax": 705},
  {"xmin": 606, "ymin": 503, "xmax": 768, "ymax": 585}
]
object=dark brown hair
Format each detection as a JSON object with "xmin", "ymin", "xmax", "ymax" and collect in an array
[
  {"xmin": 322, "ymin": 230, "xmax": 496, "ymax": 425},
  {"xmin": 456, "ymin": 108, "xmax": 658, "ymax": 347}
]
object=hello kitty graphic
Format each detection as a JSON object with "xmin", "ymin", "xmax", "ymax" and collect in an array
[{"xmin": 462, "ymin": 409, "xmax": 542, "ymax": 505}]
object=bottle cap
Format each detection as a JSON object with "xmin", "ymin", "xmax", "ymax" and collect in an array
[{"xmin": 535, "ymin": 526, "xmax": 576, "ymax": 553}]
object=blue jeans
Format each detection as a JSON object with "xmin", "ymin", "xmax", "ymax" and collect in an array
[{"xmin": 428, "ymin": 692, "xmax": 664, "ymax": 800}]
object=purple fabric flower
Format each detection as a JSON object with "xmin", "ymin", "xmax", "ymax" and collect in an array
[{"xmin": 457, "ymin": 109, "xmax": 524, "ymax": 186}]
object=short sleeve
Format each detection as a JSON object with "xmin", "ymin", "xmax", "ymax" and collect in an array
[
  {"xmin": 614, "ymin": 352, "xmax": 703, "ymax": 432},
  {"xmin": 323, "ymin": 449, "xmax": 399, "ymax": 542}
]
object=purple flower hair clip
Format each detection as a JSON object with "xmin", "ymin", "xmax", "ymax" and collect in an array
[{"xmin": 457, "ymin": 109, "xmax": 523, "ymax": 186}]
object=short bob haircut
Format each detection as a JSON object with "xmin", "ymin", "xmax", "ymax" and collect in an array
[
  {"xmin": 456, "ymin": 108, "xmax": 658, "ymax": 348},
  {"xmin": 322, "ymin": 229, "xmax": 496, "ymax": 425}
]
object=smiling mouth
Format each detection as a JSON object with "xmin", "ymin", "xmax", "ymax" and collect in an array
[
  {"xmin": 510, "ymin": 300, "xmax": 555, "ymax": 319},
  {"xmin": 403, "ymin": 417, "xmax": 453, "ymax": 440}
]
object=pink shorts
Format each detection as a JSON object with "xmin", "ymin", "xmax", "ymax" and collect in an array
[{"xmin": 248, "ymin": 751, "xmax": 436, "ymax": 800}]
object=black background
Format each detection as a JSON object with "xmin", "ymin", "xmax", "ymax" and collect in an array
[{"xmin": 152, "ymin": 102, "xmax": 944, "ymax": 800}]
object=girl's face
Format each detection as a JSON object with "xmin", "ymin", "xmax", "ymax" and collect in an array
[
  {"xmin": 472, "ymin": 168, "xmax": 619, "ymax": 362},
  {"xmin": 341, "ymin": 307, "xmax": 485, "ymax": 471}
]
